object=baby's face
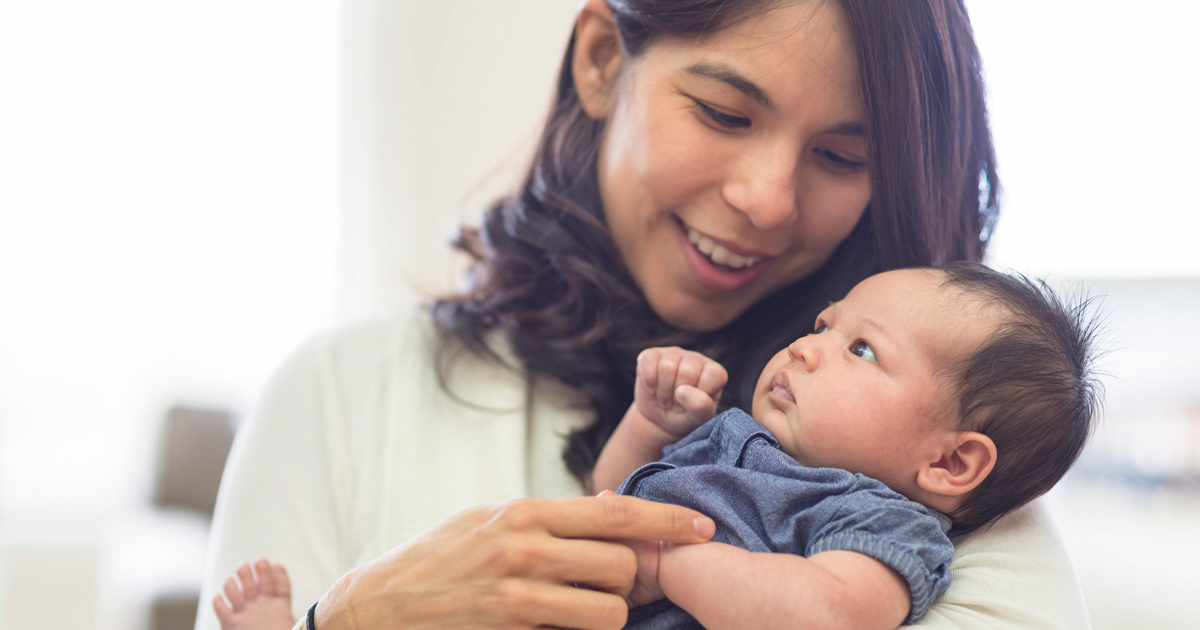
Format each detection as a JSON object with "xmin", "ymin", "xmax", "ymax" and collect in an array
[{"xmin": 751, "ymin": 268, "xmax": 993, "ymax": 495}]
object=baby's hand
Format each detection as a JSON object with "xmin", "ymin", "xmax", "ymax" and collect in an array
[{"xmin": 634, "ymin": 347, "xmax": 727, "ymax": 438}]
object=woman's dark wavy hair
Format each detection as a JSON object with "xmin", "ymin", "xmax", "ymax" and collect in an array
[
  {"xmin": 432, "ymin": 0, "xmax": 1000, "ymax": 483},
  {"xmin": 937, "ymin": 262, "xmax": 1103, "ymax": 536}
]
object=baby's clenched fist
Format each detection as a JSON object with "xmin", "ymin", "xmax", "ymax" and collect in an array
[{"xmin": 634, "ymin": 347, "xmax": 727, "ymax": 439}]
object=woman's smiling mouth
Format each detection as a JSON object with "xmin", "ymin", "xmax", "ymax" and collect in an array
[
  {"xmin": 675, "ymin": 218, "xmax": 773, "ymax": 292},
  {"xmin": 684, "ymin": 226, "xmax": 763, "ymax": 269}
]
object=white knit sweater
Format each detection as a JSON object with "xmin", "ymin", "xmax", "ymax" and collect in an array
[{"xmin": 196, "ymin": 312, "xmax": 1090, "ymax": 630}]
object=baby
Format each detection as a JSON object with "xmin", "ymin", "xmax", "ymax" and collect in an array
[{"xmin": 213, "ymin": 263, "xmax": 1099, "ymax": 630}]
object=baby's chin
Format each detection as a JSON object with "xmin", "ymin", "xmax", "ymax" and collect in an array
[{"xmin": 752, "ymin": 406, "xmax": 802, "ymax": 458}]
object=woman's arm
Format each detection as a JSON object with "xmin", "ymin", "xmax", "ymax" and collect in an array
[
  {"xmin": 198, "ymin": 323, "xmax": 720, "ymax": 630},
  {"xmin": 196, "ymin": 336, "xmax": 352, "ymax": 630},
  {"xmin": 652, "ymin": 543, "xmax": 910, "ymax": 630}
]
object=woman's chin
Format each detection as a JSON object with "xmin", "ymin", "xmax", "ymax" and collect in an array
[{"xmin": 651, "ymin": 299, "xmax": 744, "ymax": 332}]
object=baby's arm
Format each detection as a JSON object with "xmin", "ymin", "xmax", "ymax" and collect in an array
[
  {"xmin": 654, "ymin": 543, "xmax": 910, "ymax": 630},
  {"xmin": 590, "ymin": 348, "xmax": 727, "ymax": 493}
]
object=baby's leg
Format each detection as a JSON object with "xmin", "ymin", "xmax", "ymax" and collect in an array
[{"xmin": 212, "ymin": 558, "xmax": 295, "ymax": 630}]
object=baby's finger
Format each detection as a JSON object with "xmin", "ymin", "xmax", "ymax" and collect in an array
[
  {"xmin": 697, "ymin": 361, "xmax": 728, "ymax": 397},
  {"xmin": 675, "ymin": 385, "xmax": 716, "ymax": 415},
  {"xmin": 656, "ymin": 353, "xmax": 680, "ymax": 408},
  {"xmin": 637, "ymin": 349, "xmax": 660, "ymax": 393},
  {"xmin": 675, "ymin": 354, "xmax": 704, "ymax": 388}
]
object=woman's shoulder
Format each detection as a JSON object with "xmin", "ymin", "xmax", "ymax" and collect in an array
[
  {"xmin": 278, "ymin": 309, "xmax": 527, "ymax": 413},
  {"xmin": 300, "ymin": 309, "xmax": 437, "ymax": 367},
  {"xmin": 917, "ymin": 500, "xmax": 1090, "ymax": 629}
]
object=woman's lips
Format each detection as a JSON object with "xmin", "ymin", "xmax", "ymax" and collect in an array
[
  {"xmin": 675, "ymin": 219, "xmax": 772, "ymax": 293},
  {"xmin": 684, "ymin": 227, "xmax": 763, "ymax": 269},
  {"xmin": 769, "ymin": 371, "xmax": 796, "ymax": 404}
]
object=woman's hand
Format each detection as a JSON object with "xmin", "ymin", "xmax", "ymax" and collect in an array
[{"xmin": 313, "ymin": 493, "xmax": 716, "ymax": 630}]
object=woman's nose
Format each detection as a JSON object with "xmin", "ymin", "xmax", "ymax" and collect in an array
[
  {"xmin": 787, "ymin": 335, "xmax": 820, "ymax": 371},
  {"xmin": 722, "ymin": 141, "xmax": 800, "ymax": 229}
]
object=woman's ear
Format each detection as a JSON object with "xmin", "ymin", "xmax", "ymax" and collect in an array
[
  {"xmin": 917, "ymin": 431, "xmax": 997, "ymax": 500},
  {"xmin": 572, "ymin": 0, "xmax": 624, "ymax": 119}
]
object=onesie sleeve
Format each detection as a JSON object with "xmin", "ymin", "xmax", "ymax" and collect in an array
[{"xmin": 805, "ymin": 489, "xmax": 953, "ymax": 625}]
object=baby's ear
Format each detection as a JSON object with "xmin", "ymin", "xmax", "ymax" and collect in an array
[{"xmin": 917, "ymin": 432, "xmax": 997, "ymax": 499}]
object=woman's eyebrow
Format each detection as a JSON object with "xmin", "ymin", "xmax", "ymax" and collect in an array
[
  {"xmin": 684, "ymin": 62, "xmax": 864, "ymax": 137},
  {"xmin": 684, "ymin": 62, "xmax": 773, "ymax": 110},
  {"xmin": 823, "ymin": 121, "xmax": 864, "ymax": 137}
]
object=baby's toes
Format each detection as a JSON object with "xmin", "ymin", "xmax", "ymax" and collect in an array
[
  {"xmin": 213, "ymin": 594, "xmax": 235, "ymax": 625},
  {"xmin": 272, "ymin": 563, "xmax": 292, "ymax": 599},
  {"xmin": 236, "ymin": 563, "xmax": 259, "ymax": 601},
  {"xmin": 223, "ymin": 576, "xmax": 246, "ymax": 611},
  {"xmin": 254, "ymin": 558, "xmax": 275, "ymax": 594}
]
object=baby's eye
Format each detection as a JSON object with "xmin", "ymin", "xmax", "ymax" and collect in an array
[
  {"xmin": 813, "ymin": 322, "xmax": 828, "ymax": 334},
  {"xmin": 850, "ymin": 341, "xmax": 878, "ymax": 363}
]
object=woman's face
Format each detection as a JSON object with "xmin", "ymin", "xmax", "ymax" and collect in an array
[{"xmin": 595, "ymin": 1, "xmax": 871, "ymax": 331}]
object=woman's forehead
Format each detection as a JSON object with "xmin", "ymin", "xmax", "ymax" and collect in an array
[{"xmin": 644, "ymin": 2, "xmax": 862, "ymax": 116}]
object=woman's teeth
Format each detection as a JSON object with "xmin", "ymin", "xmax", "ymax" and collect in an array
[{"xmin": 686, "ymin": 227, "xmax": 761, "ymax": 270}]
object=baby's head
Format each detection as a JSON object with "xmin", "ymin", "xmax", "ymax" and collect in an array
[{"xmin": 751, "ymin": 263, "xmax": 1100, "ymax": 535}]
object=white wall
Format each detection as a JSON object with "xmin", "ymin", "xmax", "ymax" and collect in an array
[
  {"xmin": 970, "ymin": 0, "xmax": 1200, "ymax": 278},
  {"xmin": 0, "ymin": 0, "xmax": 340, "ymax": 510},
  {"xmin": 0, "ymin": 2, "xmax": 339, "ymax": 627},
  {"xmin": 341, "ymin": 0, "xmax": 578, "ymax": 316}
]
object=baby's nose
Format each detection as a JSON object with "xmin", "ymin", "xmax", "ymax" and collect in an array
[{"xmin": 787, "ymin": 337, "xmax": 821, "ymax": 371}]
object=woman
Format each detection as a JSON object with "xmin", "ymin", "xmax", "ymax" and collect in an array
[{"xmin": 198, "ymin": 1, "xmax": 1089, "ymax": 628}]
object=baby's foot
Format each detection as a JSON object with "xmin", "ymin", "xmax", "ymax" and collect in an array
[{"xmin": 213, "ymin": 558, "xmax": 295, "ymax": 630}]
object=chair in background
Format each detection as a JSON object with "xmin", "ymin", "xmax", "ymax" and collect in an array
[{"xmin": 100, "ymin": 406, "xmax": 236, "ymax": 630}]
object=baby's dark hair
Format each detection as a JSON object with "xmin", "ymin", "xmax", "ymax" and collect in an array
[{"xmin": 936, "ymin": 262, "xmax": 1102, "ymax": 536}]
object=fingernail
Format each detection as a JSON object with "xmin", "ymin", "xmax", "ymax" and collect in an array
[{"xmin": 693, "ymin": 516, "xmax": 715, "ymax": 538}]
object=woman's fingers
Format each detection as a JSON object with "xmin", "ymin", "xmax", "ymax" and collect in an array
[
  {"xmin": 543, "ymin": 538, "xmax": 639, "ymax": 596},
  {"xmin": 534, "ymin": 494, "xmax": 715, "ymax": 543},
  {"xmin": 510, "ymin": 582, "xmax": 630, "ymax": 630},
  {"xmin": 315, "ymin": 495, "xmax": 713, "ymax": 630}
]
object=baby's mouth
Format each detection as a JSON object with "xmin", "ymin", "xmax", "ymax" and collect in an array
[
  {"xmin": 770, "ymin": 371, "xmax": 796, "ymax": 404},
  {"xmin": 682, "ymin": 224, "xmax": 764, "ymax": 271}
]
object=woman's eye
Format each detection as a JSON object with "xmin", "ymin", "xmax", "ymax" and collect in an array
[
  {"xmin": 814, "ymin": 147, "xmax": 865, "ymax": 172},
  {"xmin": 813, "ymin": 322, "xmax": 829, "ymax": 334},
  {"xmin": 850, "ymin": 340, "xmax": 878, "ymax": 363},
  {"xmin": 693, "ymin": 100, "xmax": 751, "ymax": 129}
]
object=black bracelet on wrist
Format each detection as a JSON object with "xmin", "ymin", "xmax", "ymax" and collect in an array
[{"xmin": 306, "ymin": 602, "xmax": 318, "ymax": 630}]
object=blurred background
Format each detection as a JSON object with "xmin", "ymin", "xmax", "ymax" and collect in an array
[{"xmin": 0, "ymin": 1, "xmax": 1196, "ymax": 629}]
